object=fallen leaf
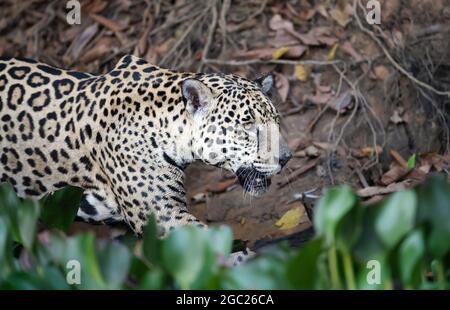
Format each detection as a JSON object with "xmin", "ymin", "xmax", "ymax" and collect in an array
[
  {"xmin": 294, "ymin": 65, "xmax": 311, "ymax": 81},
  {"xmin": 294, "ymin": 150, "xmax": 306, "ymax": 157},
  {"xmin": 272, "ymin": 46, "xmax": 290, "ymax": 59},
  {"xmin": 65, "ymin": 23, "xmax": 99, "ymax": 63},
  {"xmin": 206, "ymin": 178, "xmax": 238, "ymax": 194},
  {"xmin": 390, "ymin": 109, "xmax": 404, "ymax": 124},
  {"xmin": 275, "ymin": 206, "xmax": 305, "ymax": 230},
  {"xmin": 286, "ymin": 28, "xmax": 323, "ymax": 46},
  {"xmin": 328, "ymin": 90, "xmax": 353, "ymax": 111},
  {"xmin": 82, "ymin": 0, "xmax": 108, "ymax": 14},
  {"xmin": 316, "ymin": 4, "xmax": 329, "ymax": 18},
  {"xmin": 373, "ymin": 65, "xmax": 391, "ymax": 80},
  {"xmin": 357, "ymin": 180, "xmax": 413, "ymax": 198},
  {"xmin": 362, "ymin": 195, "xmax": 385, "ymax": 206},
  {"xmin": 191, "ymin": 192, "xmax": 207, "ymax": 204},
  {"xmin": 341, "ymin": 41, "xmax": 363, "ymax": 62},
  {"xmin": 305, "ymin": 145, "xmax": 320, "ymax": 157},
  {"xmin": 288, "ymin": 137, "xmax": 310, "ymax": 151},
  {"xmin": 380, "ymin": 166, "xmax": 411, "ymax": 185},
  {"xmin": 275, "ymin": 73, "xmax": 289, "ymax": 102},
  {"xmin": 327, "ymin": 43, "xmax": 339, "ymax": 60},
  {"xmin": 329, "ymin": 7, "xmax": 350, "ymax": 27},
  {"xmin": 390, "ymin": 149, "xmax": 408, "ymax": 168},
  {"xmin": 317, "ymin": 35, "xmax": 339, "ymax": 46},
  {"xmin": 270, "ymin": 31, "xmax": 301, "ymax": 48},
  {"xmin": 360, "ymin": 145, "xmax": 383, "ymax": 157},
  {"xmin": 304, "ymin": 92, "xmax": 333, "ymax": 105},
  {"xmin": 90, "ymin": 13, "xmax": 127, "ymax": 33},
  {"xmin": 278, "ymin": 159, "xmax": 320, "ymax": 187},
  {"xmin": 285, "ymin": 45, "xmax": 307, "ymax": 58},
  {"xmin": 269, "ymin": 14, "xmax": 294, "ymax": 32},
  {"xmin": 79, "ymin": 40, "xmax": 111, "ymax": 64}
]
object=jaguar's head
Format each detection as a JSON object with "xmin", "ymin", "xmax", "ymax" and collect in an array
[{"xmin": 182, "ymin": 73, "xmax": 292, "ymax": 196}]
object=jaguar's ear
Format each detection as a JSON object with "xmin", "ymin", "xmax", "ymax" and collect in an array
[
  {"xmin": 255, "ymin": 74, "xmax": 274, "ymax": 94},
  {"xmin": 182, "ymin": 79, "xmax": 213, "ymax": 117}
]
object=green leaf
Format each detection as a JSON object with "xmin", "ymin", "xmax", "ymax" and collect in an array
[
  {"xmin": 417, "ymin": 174, "xmax": 450, "ymax": 258},
  {"xmin": 353, "ymin": 206, "xmax": 385, "ymax": 263},
  {"xmin": 97, "ymin": 241, "xmax": 131, "ymax": 289},
  {"xmin": 375, "ymin": 190, "xmax": 417, "ymax": 249},
  {"xmin": 40, "ymin": 186, "xmax": 84, "ymax": 232},
  {"xmin": 0, "ymin": 183, "xmax": 39, "ymax": 248},
  {"xmin": 161, "ymin": 226, "xmax": 206, "ymax": 289},
  {"xmin": 286, "ymin": 238, "xmax": 323, "ymax": 289},
  {"xmin": 314, "ymin": 186, "xmax": 356, "ymax": 245},
  {"xmin": 398, "ymin": 230, "xmax": 424, "ymax": 285},
  {"xmin": 205, "ymin": 226, "xmax": 233, "ymax": 257},
  {"xmin": 63, "ymin": 233, "xmax": 105, "ymax": 289},
  {"xmin": 336, "ymin": 203, "xmax": 364, "ymax": 252},
  {"xmin": 139, "ymin": 268, "xmax": 167, "ymax": 289},
  {"xmin": 16, "ymin": 199, "xmax": 40, "ymax": 250},
  {"xmin": 407, "ymin": 154, "xmax": 416, "ymax": 169},
  {"xmin": 221, "ymin": 255, "xmax": 288, "ymax": 289},
  {"xmin": 142, "ymin": 214, "xmax": 161, "ymax": 266}
]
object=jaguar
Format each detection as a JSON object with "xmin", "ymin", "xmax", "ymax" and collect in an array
[{"xmin": 0, "ymin": 55, "xmax": 292, "ymax": 264}]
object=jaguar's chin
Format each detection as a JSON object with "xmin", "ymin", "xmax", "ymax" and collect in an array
[{"xmin": 236, "ymin": 167, "xmax": 272, "ymax": 197}]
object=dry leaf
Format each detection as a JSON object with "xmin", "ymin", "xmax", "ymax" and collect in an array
[
  {"xmin": 390, "ymin": 149, "xmax": 408, "ymax": 168},
  {"xmin": 327, "ymin": 43, "xmax": 339, "ymax": 60},
  {"xmin": 275, "ymin": 206, "xmax": 305, "ymax": 230},
  {"xmin": 316, "ymin": 5, "xmax": 329, "ymax": 18},
  {"xmin": 341, "ymin": 41, "xmax": 363, "ymax": 62},
  {"xmin": 79, "ymin": 40, "xmax": 111, "ymax": 63},
  {"xmin": 206, "ymin": 178, "xmax": 237, "ymax": 194},
  {"xmin": 269, "ymin": 14, "xmax": 294, "ymax": 32},
  {"xmin": 390, "ymin": 109, "xmax": 404, "ymax": 124},
  {"xmin": 357, "ymin": 180, "xmax": 412, "ymax": 198},
  {"xmin": 328, "ymin": 91, "xmax": 353, "ymax": 111},
  {"xmin": 380, "ymin": 166, "xmax": 410, "ymax": 185},
  {"xmin": 270, "ymin": 31, "xmax": 301, "ymax": 48},
  {"xmin": 90, "ymin": 13, "xmax": 126, "ymax": 33},
  {"xmin": 65, "ymin": 23, "xmax": 99, "ymax": 63},
  {"xmin": 304, "ymin": 92, "xmax": 333, "ymax": 105},
  {"xmin": 374, "ymin": 65, "xmax": 391, "ymax": 80},
  {"xmin": 275, "ymin": 73, "xmax": 289, "ymax": 102},
  {"xmin": 272, "ymin": 46, "xmax": 290, "ymax": 59},
  {"xmin": 294, "ymin": 65, "xmax": 311, "ymax": 81},
  {"xmin": 361, "ymin": 145, "xmax": 383, "ymax": 156},
  {"xmin": 329, "ymin": 7, "xmax": 350, "ymax": 27},
  {"xmin": 285, "ymin": 45, "xmax": 307, "ymax": 58},
  {"xmin": 305, "ymin": 145, "xmax": 320, "ymax": 157}
]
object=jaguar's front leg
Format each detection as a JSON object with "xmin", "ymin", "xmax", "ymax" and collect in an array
[
  {"xmin": 76, "ymin": 188, "xmax": 124, "ymax": 224},
  {"xmin": 116, "ymin": 167, "xmax": 255, "ymax": 266},
  {"xmin": 150, "ymin": 206, "xmax": 256, "ymax": 266}
]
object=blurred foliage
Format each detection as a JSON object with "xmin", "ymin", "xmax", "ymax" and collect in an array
[{"xmin": 0, "ymin": 174, "xmax": 449, "ymax": 289}]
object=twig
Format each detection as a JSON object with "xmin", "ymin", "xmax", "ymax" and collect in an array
[
  {"xmin": 201, "ymin": 0, "xmax": 219, "ymax": 63},
  {"xmin": 354, "ymin": 0, "xmax": 450, "ymax": 97},
  {"xmin": 247, "ymin": 0, "xmax": 268, "ymax": 20},
  {"xmin": 218, "ymin": 0, "xmax": 230, "ymax": 58},
  {"xmin": 160, "ymin": 8, "xmax": 208, "ymax": 66},
  {"xmin": 203, "ymin": 58, "xmax": 342, "ymax": 66},
  {"xmin": 277, "ymin": 159, "xmax": 320, "ymax": 187}
]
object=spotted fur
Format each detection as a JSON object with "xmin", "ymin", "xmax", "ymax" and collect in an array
[{"xmin": 0, "ymin": 55, "xmax": 291, "ymax": 264}]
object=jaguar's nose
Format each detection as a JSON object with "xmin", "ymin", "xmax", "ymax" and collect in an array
[{"xmin": 279, "ymin": 151, "xmax": 292, "ymax": 167}]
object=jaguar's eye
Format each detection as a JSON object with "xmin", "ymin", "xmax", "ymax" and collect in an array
[{"xmin": 243, "ymin": 122, "xmax": 255, "ymax": 131}]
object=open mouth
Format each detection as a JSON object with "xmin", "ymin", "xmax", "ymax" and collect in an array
[{"xmin": 236, "ymin": 167, "xmax": 272, "ymax": 197}]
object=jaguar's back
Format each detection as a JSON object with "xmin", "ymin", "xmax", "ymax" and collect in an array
[{"xmin": 0, "ymin": 57, "xmax": 94, "ymax": 199}]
